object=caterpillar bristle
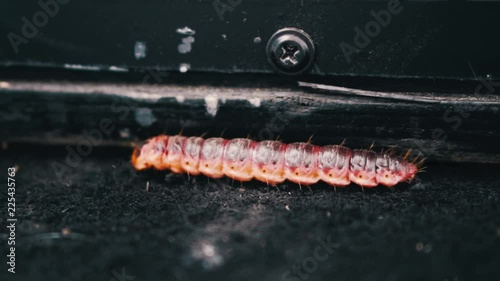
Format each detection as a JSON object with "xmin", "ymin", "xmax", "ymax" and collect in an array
[
  {"xmin": 220, "ymin": 128, "xmax": 228, "ymax": 137},
  {"xmin": 307, "ymin": 134, "xmax": 315, "ymax": 144},
  {"xmin": 385, "ymin": 147, "xmax": 396, "ymax": 156},
  {"xmin": 368, "ymin": 141, "xmax": 375, "ymax": 150},
  {"xmin": 339, "ymin": 138, "xmax": 347, "ymax": 146},
  {"xmin": 413, "ymin": 155, "xmax": 427, "ymax": 170},
  {"xmin": 403, "ymin": 148, "xmax": 413, "ymax": 160},
  {"xmin": 306, "ymin": 185, "xmax": 313, "ymax": 193},
  {"xmin": 418, "ymin": 164, "xmax": 427, "ymax": 171}
]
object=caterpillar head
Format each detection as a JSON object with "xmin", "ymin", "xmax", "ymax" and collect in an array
[
  {"xmin": 376, "ymin": 157, "xmax": 418, "ymax": 187},
  {"xmin": 131, "ymin": 135, "xmax": 169, "ymax": 170}
]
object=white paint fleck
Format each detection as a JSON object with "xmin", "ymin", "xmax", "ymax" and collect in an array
[
  {"xmin": 221, "ymin": 34, "xmax": 227, "ymax": 40},
  {"xmin": 178, "ymin": 36, "xmax": 195, "ymax": 54},
  {"xmin": 175, "ymin": 95, "xmax": 186, "ymax": 103},
  {"xmin": 109, "ymin": 66, "xmax": 129, "ymax": 72},
  {"xmin": 119, "ymin": 128, "xmax": 131, "ymax": 138},
  {"xmin": 183, "ymin": 36, "xmax": 195, "ymax": 44},
  {"xmin": 253, "ymin": 37, "xmax": 262, "ymax": 44},
  {"xmin": 204, "ymin": 94, "xmax": 219, "ymax": 117},
  {"xmin": 178, "ymin": 44, "xmax": 191, "ymax": 54},
  {"xmin": 179, "ymin": 63, "xmax": 190, "ymax": 73},
  {"xmin": 247, "ymin": 97, "xmax": 261, "ymax": 107},
  {"xmin": 134, "ymin": 41, "xmax": 147, "ymax": 60},
  {"xmin": 134, "ymin": 108, "xmax": 157, "ymax": 127},
  {"xmin": 176, "ymin": 26, "xmax": 196, "ymax": 35},
  {"xmin": 63, "ymin": 64, "xmax": 101, "ymax": 71}
]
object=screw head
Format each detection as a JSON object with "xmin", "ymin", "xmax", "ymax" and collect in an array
[{"xmin": 266, "ymin": 27, "xmax": 315, "ymax": 75}]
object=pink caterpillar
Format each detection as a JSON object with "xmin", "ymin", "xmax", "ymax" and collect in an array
[{"xmin": 131, "ymin": 135, "xmax": 421, "ymax": 188}]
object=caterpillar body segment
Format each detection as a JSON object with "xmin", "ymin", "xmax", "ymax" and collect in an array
[
  {"xmin": 131, "ymin": 135, "xmax": 419, "ymax": 188},
  {"xmin": 317, "ymin": 145, "xmax": 352, "ymax": 187},
  {"xmin": 223, "ymin": 138, "xmax": 254, "ymax": 182}
]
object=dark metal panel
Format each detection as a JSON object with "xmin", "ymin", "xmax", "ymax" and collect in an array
[{"xmin": 1, "ymin": 0, "xmax": 499, "ymax": 79}]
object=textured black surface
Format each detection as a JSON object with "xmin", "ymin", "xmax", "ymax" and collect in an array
[{"xmin": 1, "ymin": 145, "xmax": 499, "ymax": 281}]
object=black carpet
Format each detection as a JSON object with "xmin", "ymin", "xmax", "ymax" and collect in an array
[{"xmin": 1, "ymin": 146, "xmax": 499, "ymax": 281}]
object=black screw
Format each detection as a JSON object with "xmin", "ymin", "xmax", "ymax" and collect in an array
[{"xmin": 266, "ymin": 27, "xmax": 315, "ymax": 75}]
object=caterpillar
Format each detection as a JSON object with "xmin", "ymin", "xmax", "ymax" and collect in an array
[{"xmin": 131, "ymin": 135, "xmax": 422, "ymax": 188}]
